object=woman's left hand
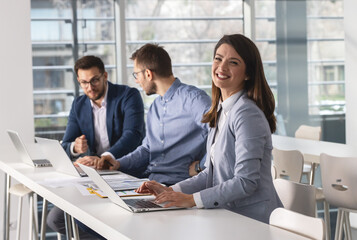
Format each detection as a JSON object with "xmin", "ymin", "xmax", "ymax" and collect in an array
[{"xmin": 155, "ymin": 191, "xmax": 196, "ymax": 208}]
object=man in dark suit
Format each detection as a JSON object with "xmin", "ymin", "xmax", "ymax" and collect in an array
[{"xmin": 47, "ymin": 55, "xmax": 145, "ymax": 238}]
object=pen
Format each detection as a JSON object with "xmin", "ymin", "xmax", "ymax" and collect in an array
[{"xmin": 87, "ymin": 188, "xmax": 107, "ymax": 198}]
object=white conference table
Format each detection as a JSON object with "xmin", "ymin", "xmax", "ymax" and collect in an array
[
  {"xmin": 0, "ymin": 145, "xmax": 309, "ymax": 240},
  {"xmin": 272, "ymin": 134, "xmax": 357, "ymax": 163},
  {"xmin": 272, "ymin": 134, "xmax": 357, "ymax": 184}
]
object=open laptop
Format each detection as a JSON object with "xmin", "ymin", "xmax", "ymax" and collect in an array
[
  {"xmin": 78, "ymin": 163, "xmax": 185, "ymax": 213},
  {"xmin": 35, "ymin": 137, "xmax": 120, "ymax": 177},
  {"xmin": 6, "ymin": 129, "xmax": 52, "ymax": 167}
]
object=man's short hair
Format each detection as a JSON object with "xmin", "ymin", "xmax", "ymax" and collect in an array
[
  {"xmin": 74, "ymin": 55, "xmax": 105, "ymax": 76},
  {"xmin": 131, "ymin": 44, "xmax": 173, "ymax": 78}
]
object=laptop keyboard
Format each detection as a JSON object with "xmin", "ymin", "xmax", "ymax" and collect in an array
[
  {"xmin": 34, "ymin": 159, "xmax": 51, "ymax": 164},
  {"xmin": 124, "ymin": 199, "xmax": 162, "ymax": 209},
  {"xmin": 33, "ymin": 159, "xmax": 52, "ymax": 167}
]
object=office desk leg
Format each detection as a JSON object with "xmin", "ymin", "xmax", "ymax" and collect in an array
[
  {"xmin": 29, "ymin": 192, "xmax": 39, "ymax": 240},
  {"xmin": 40, "ymin": 199, "xmax": 48, "ymax": 240},
  {"xmin": 344, "ymin": 212, "xmax": 352, "ymax": 240},
  {"xmin": 71, "ymin": 216, "xmax": 80, "ymax": 240},
  {"xmin": 309, "ymin": 163, "xmax": 317, "ymax": 185},
  {"xmin": 64, "ymin": 212, "xmax": 73, "ymax": 240},
  {"xmin": 4, "ymin": 173, "xmax": 11, "ymax": 240}
]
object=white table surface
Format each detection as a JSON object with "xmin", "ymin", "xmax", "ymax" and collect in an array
[
  {"xmin": 0, "ymin": 144, "xmax": 309, "ymax": 240},
  {"xmin": 272, "ymin": 134, "xmax": 357, "ymax": 164}
]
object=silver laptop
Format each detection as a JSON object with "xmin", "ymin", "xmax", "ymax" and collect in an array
[
  {"xmin": 78, "ymin": 163, "xmax": 184, "ymax": 213},
  {"xmin": 6, "ymin": 130, "xmax": 52, "ymax": 167},
  {"xmin": 35, "ymin": 137, "xmax": 120, "ymax": 177}
]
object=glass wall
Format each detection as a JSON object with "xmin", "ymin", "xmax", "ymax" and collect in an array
[
  {"xmin": 31, "ymin": 0, "xmax": 345, "ymax": 142},
  {"xmin": 31, "ymin": 0, "xmax": 117, "ymax": 140},
  {"xmin": 124, "ymin": 0, "xmax": 244, "ymax": 108},
  {"xmin": 307, "ymin": 0, "xmax": 344, "ymax": 115},
  {"xmin": 255, "ymin": 0, "xmax": 344, "ymax": 142}
]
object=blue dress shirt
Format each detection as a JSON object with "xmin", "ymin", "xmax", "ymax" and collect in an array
[{"xmin": 118, "ymin": 78, "xmax": 211, "ymax": 185}]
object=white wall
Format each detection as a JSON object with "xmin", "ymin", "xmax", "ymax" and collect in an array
[
  {"xmin": 0, "ymin": 0, "xmax": 34, "ymax": 141},
  {"xmin": 0, "ymin": 0, "xmax": 34, "ymax": 237},
  {"xmin": 345, "ymin": 0, "xmax": 357, "ymax": 145}
]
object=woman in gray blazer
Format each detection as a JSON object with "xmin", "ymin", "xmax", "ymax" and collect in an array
[{"xmin": 137, "ymin": 34, "xmax": 283, "ymax": 224}]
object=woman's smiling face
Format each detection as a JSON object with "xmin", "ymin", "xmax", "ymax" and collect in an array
[{"xmin": 212, "ymin": 43, "xmax": 247, "ymax": 101}]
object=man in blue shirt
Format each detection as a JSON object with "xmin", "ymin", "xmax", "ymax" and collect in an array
[
  {"xmin": 97, "ymin": 43, "xmax": 211, "ymax": 185},
  {"xmin": 77, "ymin": 44, "xmax": 211, "ymax": 240}
]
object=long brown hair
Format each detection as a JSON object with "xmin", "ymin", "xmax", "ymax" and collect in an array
[{"xmin": 202, "ymin": 34, "xmax": 276, "ymax": 133}]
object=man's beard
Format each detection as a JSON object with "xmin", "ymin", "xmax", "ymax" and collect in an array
[
  {"xmin": 91, "ymin": 90, "xmax": 105, "ymax": 101},
  {"xmin": 89, "ymin": 82, "xmax": 106, "ymax": 101},
  {"xmin": 145, "ymin": 82, "xmax": 157, "ymax": 96}
]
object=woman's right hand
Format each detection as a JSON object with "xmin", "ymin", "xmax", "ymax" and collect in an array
[{"xmin": 136, "ymin": 180, "xmax": 172, "ymax": 196}]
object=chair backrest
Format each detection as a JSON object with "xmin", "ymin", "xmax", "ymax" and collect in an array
[
  {"xmin": 295, "ymin": 125, "xmax": 321, "ymax": 141},
  {"xmin": 272, "ymin": 148, "xmax": 304, "ymax": 183},
  {"xmin": 320, "ymin": 153, "xmax": 357, "ymax": 210},
  {"xmin": 270, "ymin": 208, "xmax": 325, "ymax": 240},
  {"xmin": 273, "ymin": 178, "xmax": 316, "ymax": 217},
  {"xmin": 350, "ymin": 213, "xmax": 357, "ymax": 229}
]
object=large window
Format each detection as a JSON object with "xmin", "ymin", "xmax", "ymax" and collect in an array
[
  {"xmin": 124, "ymin": 0, "xmax": 244, "ymax": 107},
  {"xmin": 31, "ymin": 0, "xmax": 117, "ymax": 140},
  {"xmin": 254, "ymin": 0, "xmax": 344, "ymax": 140},
  {"xmin": 31, "ymin": 0, "xmax": 345, "ymax": 141},
  {"xmin": 307, "ymin": 0, "xmax": 344, "ymax": 115},
  {"xmin": 255, "ymin": 0, "xmax": 277, "ymax": 105},
  {"xmin": 31, "ymin": 0, "xmax": 245, "ymax": 139}
]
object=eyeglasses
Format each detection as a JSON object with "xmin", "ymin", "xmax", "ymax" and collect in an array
[
  {"xmin": 79, "ymin": 73, "xmax": 104, "ymax": 88},
  {"xmin": 132, "ymin": 69, "xmax": 146, "ymax": 80}
]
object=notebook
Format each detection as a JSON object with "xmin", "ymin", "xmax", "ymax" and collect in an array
[
  {"xmin": 78, "ymin": 163, "xmax": 185, "ymax": 213},
  {"xmin": 35, "ymin": 137, "xmax": 120, "ymax": 177},
  {"xmin": 6, "ymin": 129, "xmax": 52, "ymax": 167}
]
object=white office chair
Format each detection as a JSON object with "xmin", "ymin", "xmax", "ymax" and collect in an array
[
  {"xmin": 320, "ymin": 153, "xmax": 357, "ymax": 240},
  {"xmin": 350, "ymin": 213, "xmax": 357, "ymax": 229},
  {"xmin": 272, "ymin": 148, "xmax": 303, "ymax": 183},
  {"xmin": 295, "ymin": 125, "xmax": 321, "ymax": 185},
  {"xmin": 272, "ymin": 148, "xmax": 330, "ymax": 239},
  {"xmin": 273, "ymin": 178, "xmax": 316, "ymax": 217},
  {"xmin": 350, "ymin": 213, "xmax": 357, "ymax": 239},
  {"xmin": 295, "ymin": 125, "xmax": 331, "ymax": 240},
  {"xmin": 8, "ymin": 184, "xmax": 38, "ymax": 240},
  {"xmin": 270, "ymin": 208, "xmax": 325, "ymax": 240},
  {"xmin": 295, "ymin": 125, "xmax": 322, "ymax": 141}
]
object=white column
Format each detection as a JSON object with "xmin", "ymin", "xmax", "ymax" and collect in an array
[
  {"xmin": 344, "ymin": 0, "xmax": 357, "ymax": 146},
  {"xmin": 0, "ymin": 0, "xmax": 34, "ymax": 236},
  {"xmin": 114, "ymin": 0, "xmax": 127, "ymax": 84},
  {"xmin": 243, "ymin": 0, "xmax": 256, "ymax": 41}
]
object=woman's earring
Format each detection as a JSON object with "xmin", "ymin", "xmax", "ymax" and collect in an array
[{"xmin": 244, "ymin": 77, "xmax": 249, "ymax": 81}]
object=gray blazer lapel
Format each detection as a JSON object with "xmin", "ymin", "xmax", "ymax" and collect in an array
[
  {"xmin": 206, "ymin": 160, "xmax": 214, "ymax": 188},
  {"xmin": 205, "ymin": 127, "xmax": 217, "ymax": 188}
]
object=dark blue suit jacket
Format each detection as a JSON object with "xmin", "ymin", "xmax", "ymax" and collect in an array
[{"xmin": 62, "ymin": 81, "xmax": 145, "ymax": 160}]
